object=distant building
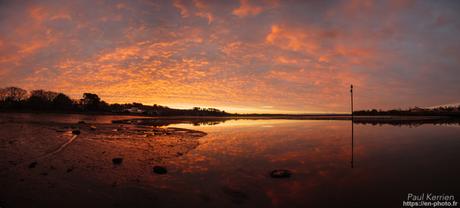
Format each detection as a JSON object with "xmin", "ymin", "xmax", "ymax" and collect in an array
[{"xmin": 126, "ymin": 107, "xmax": 144, "ymax": 113}]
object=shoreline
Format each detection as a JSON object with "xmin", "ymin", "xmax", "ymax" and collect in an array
[
  {"xmin": 2, "ymin": 111, "xmax": 460, "ymax": 127},
  {"xmin": 1, "ymin": 110, "xmax": 459, "ymax": 120}
]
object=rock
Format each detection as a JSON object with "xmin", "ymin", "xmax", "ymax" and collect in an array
[
  {"xmin": 191, "ymin": 132, "xmax": 206, "ymax": 137},
  {"xmin": 78, "ymin": 121, "xmax": 86, "ymax": 124},
  {"xmin": 112, "ymin": 157, "xmax": 123, "ymax": 165},
  {"xmin": 28, "ymin": 161, "xmax": 38, "ymax": 169},
  {"xmin": 153, "ymin": 166, "xmax": 167, "ymax": 174},
  {"xmin": 72, "ymin": 130, "xmax": 81, "ymax": 135},
  {"xmin": 270, "ymin": 169, "xmax": 292, "ymax": 178},
  {"xmin": 90, "ymin": 125, "xmax": 97, "ymax": 130}
]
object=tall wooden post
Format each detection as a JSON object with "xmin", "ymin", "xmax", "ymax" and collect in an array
[{"xmin": 350, "ymin": 84, "xmax": 353, "ymax": 118}]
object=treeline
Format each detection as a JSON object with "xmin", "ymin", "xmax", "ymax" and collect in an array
[
  {"xmin": 353, "ymin": 119, "xmax": 460, "ymax": 127},
  {"xmin": 354, "ymin": 106, "xmax": 460, "ymax": 117},
  {"xmin": 0, "ymin": 86, "xmax": 230, "ymax": 116}
]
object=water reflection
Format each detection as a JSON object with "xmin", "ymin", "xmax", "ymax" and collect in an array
[
  {"xmin": 112, "ymin": 116, "xmax": 460, "ymax": 128},
  {"xmin": 353, "ymin": 117, "xmax": 460, "ymax": 126},
  {"xmin": 166, "ymin": 119, "xmax": 460, "ymax": 207},
  {"xmin": 112, "ymin": 117, "xmax": 231, "ymax": 127},
  {"xmin": 351, "ymin": 119, "xmax": 354, "ymax": 169},
  {"xmin": 2, "ymin": 113, "xmax": 460, "ymax": 207}
]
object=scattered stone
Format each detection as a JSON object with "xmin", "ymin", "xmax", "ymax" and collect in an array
[
  {"xmin": 90, "ymin": 125, "xmax": 97, "ymax": 130},
  {"xmin": 112, "ymin": 157, "xmax": 123, "ymax": 165},
  {"xmin": 112, "ymin": 128, "xmax": 119, "ymax": 132},
  {"xmin": 176, "ymin": 152, "xmax": 183, "ymax": 156},
  {"xmin": 270, "ymin": 169, "xmax": 292, "ymax": 178},
  {"xmin": 28, "ymin": 161, "xmax": 38, "ymax": 169},
  {"xmin": 72, "ymin": 130, "xmax": 81, "ymax": 135},
  {"xmin": 66, "ymin": 167, "xmax": 74, "ymax": 173},
  {"xmin": 153, "ymin": 166, "xmax": 167, "ymax": 174},
  {"xmin": 78, "ymin": 121, "xmax": 86, "ymax": 124}
]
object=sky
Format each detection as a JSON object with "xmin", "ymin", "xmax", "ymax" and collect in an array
[{"xmin": 1, "ymin": 0, "xmax": 460, "ymax": 113}]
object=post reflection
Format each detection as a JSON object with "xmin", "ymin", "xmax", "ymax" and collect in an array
[{"xmin": 351, "ymin": 118, "xmax": 354, "ymax": 168}]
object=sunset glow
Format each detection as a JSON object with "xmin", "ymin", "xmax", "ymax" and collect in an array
[{"xmin": 1, "ymin": 0, "xmax": 459, "ymax": 113}]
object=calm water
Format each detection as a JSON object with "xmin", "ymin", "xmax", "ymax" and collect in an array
[
  {"xmin": 166, "ymin": 119, "xmax": 460, "ymax": 207},
  {"xmin": 1, "ymin": 113, "xmax": 460, "ymax": 207}
]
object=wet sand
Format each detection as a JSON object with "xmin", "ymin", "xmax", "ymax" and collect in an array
[{"xmin": 0, "ymin": 114, "xmax": 207, "ymax": 207}]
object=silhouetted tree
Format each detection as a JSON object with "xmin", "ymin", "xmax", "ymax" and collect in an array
[
  {"xmin": 355, "ymin": 106, "xmax": 460, "ymax": 117},
  {"xmin": 27, "ymin": 90, "xmax": 59, "ymax": 110},
  {"xmin": 0, "ymin": 87, "xmax": 28, "ymax": 101},
  {"xmin": 0, "ymin": 87, "xmax": 28, "ymax": 109},
  {"xmin": 98, "ymin": 100, "xmax": 110, "ymax": 112},
  {"xmin": 0, "ymin": 87, "xmax": 232, "ymax": 115},
  {"xmin": 52, "ymin": 93, "xmax": 74, "ymax": 110},
  {"xmin": 81, "ymin": 93, "xmax": 101, "ymax": 111}
]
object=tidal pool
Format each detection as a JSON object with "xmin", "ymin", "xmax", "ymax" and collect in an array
[{"xmin": 165, "ymin": 119, "xmax": 460, "ymax": 207}]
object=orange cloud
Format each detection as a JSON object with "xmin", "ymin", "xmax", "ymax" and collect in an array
[
  {"xmin": 265, "ymin": 25, "xmax": 319, "ymax": 53},
  {"xmin": 97, "ymin": 46, "xmax": 141, "ymax": 62},
  {"xmin": 29, "ymin": 6, "xmax": 46, "ymax": 22},
  {"xmin": 275, "ymin": 56, "xmax": 301, "ymax": 65},
  {"xmin": 233, "ymin": 0, "xmax": 263, "ymax": 17},
  {"xmin": 194, "ymin": 0, "xmax": 214, "ymax": 24},
  {"xmin": 50, "ymin": 12, "xmax": 72, "ymax": 21},
  {"xmin": 173, "ymin": 0, "xmax": 189, "ymax": 18}
]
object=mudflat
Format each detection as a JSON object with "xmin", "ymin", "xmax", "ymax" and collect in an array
[{"xmin": 0, "ymin": 113, "xmax": 206, "ymax": 207}]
